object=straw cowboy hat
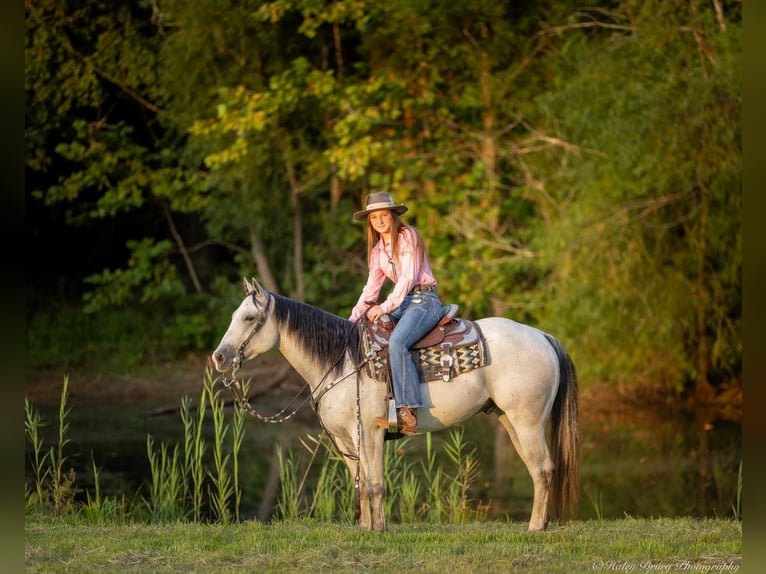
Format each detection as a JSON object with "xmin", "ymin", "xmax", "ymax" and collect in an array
[{"xmin": 353, "ymin": 192, "xmax": 409, "ymax": 221}]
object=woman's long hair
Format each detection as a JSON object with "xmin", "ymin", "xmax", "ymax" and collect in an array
[{"xmin": 365, "ymin": 212, "xmax": 425, "ymax": 276}]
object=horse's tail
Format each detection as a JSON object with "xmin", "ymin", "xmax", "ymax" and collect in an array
[{"xmin": 544, "ymin": 333, "xmax": 580, "ymax": 522}]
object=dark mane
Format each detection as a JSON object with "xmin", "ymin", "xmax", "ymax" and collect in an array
[{"xmin": 270, "ymin": 293, "xmax": 363, "ymax": 376}]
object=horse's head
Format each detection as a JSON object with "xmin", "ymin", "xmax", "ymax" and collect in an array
[{"xmin": 211, "ymin": 277, "xmax": 278, "ymax": 372}]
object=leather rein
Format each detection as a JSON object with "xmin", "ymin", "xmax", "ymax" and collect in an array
[{"xmin": 218, "ymin": 289, "xmax": 370, "ymax": 424}]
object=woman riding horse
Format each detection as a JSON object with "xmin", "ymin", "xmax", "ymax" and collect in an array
[{"xmin": 348, "ymin": 192, "xmax": 443, "ymax": 435}]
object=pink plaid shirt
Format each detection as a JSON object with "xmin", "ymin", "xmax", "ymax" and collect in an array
[{"xmin": 349, "ymin": 227, "xmax": 437, "ymax": 322}]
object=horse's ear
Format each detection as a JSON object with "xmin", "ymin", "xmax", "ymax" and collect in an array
[
  {"xmin": 244, "ymin": 277, "xmax": 266, "ymax": 301},
  {"xmin": 250, "ymin": 277, "xmax": 265, "ymax": 298}
]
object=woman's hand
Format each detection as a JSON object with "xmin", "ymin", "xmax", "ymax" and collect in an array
[{"xmin": 366, "ymin": 304, "xmax": 385, "ymax": 323}]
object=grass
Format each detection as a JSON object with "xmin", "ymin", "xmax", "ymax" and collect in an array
[
  {"xmin": 24, "ymin": 516, "xmax": 741, "ymax": 573},
  {"xmin": 24, "ymin": 373, "xmax": 744, "ymax": 572}
]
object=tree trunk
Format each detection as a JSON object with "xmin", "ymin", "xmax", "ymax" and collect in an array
[
  {"xmin": 694, "ymin": 183, "xmax": 715, "ymax": 402},
  {"xmin": 162, "ymin": 201, "xmax": 203, "ymax": 294},
  {"xmin": 285, "ymin": 159, "xmax": 305, "ymax": 301},
  {"xmin": 479, "ymin": 49, "xmax": 497, "ymax": 198},
  {"xmin": 248, "ymin": 225, "xmax": 279, "ymax": 293},
  {"xmin": 330, "ymin": 174, "xmax": 342, "ymax": 220},
  {"xmin": 257, "ymin": 445, "xmax": 283, "ymax": 522}
]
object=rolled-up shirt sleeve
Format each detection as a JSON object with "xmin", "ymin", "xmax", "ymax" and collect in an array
[{"xmin": 349, "ymin": 227, "xmax": 436, "ymax": 321}]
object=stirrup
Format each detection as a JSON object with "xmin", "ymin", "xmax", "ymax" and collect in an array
[{"xmin": 386, "ymin": 399, "xmax": 398, "ymax": 432}]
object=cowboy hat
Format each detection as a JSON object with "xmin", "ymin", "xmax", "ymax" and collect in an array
[{"xmin": 352, "ymin": 192, "xmax": 409, "ymax": 221}]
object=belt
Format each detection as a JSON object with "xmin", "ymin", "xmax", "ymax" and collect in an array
[{"xmin": 411, "ymin": 284, "xmax": 436, "ymax": 294}]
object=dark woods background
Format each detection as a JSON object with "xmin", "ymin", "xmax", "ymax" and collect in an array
[{"xmin": 26, "ymin": 0, "xmax": 742, "ymax": 401}]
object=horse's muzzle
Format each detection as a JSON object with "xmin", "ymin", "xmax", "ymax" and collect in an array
[{"xmin": 211, "ymin": 345, "xmax": 234, "ymax": 372}]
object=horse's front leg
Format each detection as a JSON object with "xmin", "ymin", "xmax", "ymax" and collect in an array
[
  {"xmin": 360, "ymin": 428, "xmax": 388, "ymax": 532},
  {"xmin": 339, "ymin": 436, "xmax": 379, "ymax": 531},
  {"xmin": 342, "ymin": 455, "xmax": 373, "ymax": 531},
  {"xmin": 370, "ymin": 475, "xmax": 387, "ymax": 532}
]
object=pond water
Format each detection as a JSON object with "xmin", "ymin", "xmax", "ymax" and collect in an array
[{"xmin": 25, "ymin": 385, "xmax": 742, "ymax": 523}]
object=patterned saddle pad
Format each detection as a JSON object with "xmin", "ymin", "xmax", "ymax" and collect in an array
[{"xmin": 360, "ymin": 316, "xmax": 489, "ymax": 383}]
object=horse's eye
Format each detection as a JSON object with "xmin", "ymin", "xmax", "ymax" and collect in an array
[{"xmin": 244, "ymin": 315, "xmax": 255, "ymax": 323}]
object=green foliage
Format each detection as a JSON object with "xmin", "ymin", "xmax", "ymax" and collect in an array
[
  {"xmin": 26, "ymin": 0, "xmax": 741, "ymax": 398},
  {"xmin": 26, "ymin": 301, "xmax": 207, "ymax": 371},
  {"xmin": 524, "ymin": 4, "xmax": 741, "ymax": 390},
  {"xmin": 82, "ymin": 238, "xmax": 183, "ymax": 312},
  {"xmin": 442, "ymin": 428, "xmax": 484, "ymax": 523}
]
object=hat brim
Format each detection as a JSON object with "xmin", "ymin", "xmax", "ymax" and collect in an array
[{"xmin": 352, "ymin": 204, "xmax": 408, "ymax": 221}]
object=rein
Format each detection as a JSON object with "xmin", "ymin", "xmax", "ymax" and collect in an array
[
  {"xmin": 217, "ymin": 290, "xmax": 371, "ymax": 426},
  {"xmin": 216, "ymin": 292, "xmax": 380, "ymax": 499},
  {"xmin": 217, "ymin": 291, "xmax": 305, "ymax": 423}
]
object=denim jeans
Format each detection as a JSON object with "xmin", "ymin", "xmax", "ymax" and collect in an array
[{"xmin": 387, "ymin": 290, "xmax": 443, "ymax": 408}]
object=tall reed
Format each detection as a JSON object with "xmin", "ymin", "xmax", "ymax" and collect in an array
[
  {"xmin": 24, "ymin": 377, "xmax": 80, "ymax": 515},
  {"xmin": 25, "ymin": 379, "xmax": 116, "ymax": 519},
  {"xmin": 50, "ymin": 376, "xmax": 77, "ymax": 514},
  {"xmin": 275, "ymin": 427, "xmax": 486, "ymax": 524},
  {"xmin": 25, "ymin": 371, "xmax": 248, "ymax": 524},
  {"xmin": 231, "ymin": 379, "xmax": 248, "ymax": 523},
  {"xmin": 180, "ymin": 394, "xmax": 207, "ymax": 522},
  {"xmin": 145, "ymin": 436, "xmax": 187, "ymax": 522},
  {"xmin": 732, "ymin": 460, "xmax": 742, "ymax": 521},
  {"xmin": 24, "ymin": 397, "xmax": 50, "ymax": 507},
  {"xmin": 143, "ymin": 368, "xmax": 247, "ymax": 523},
  {"xmin": 420, "ymin": 431, "xmax": 445, "ymax": 522},
  {"xmin": 276, "ymin": 445, "xmax": 300, "ymax": 519},
  {"xmin": 443, "ymin": 428, "xmax": 483, "ymax": 523},
  {"xmin": 82, "ymin": 454, "xmax": 129, "ymax": 524},
  {"xmin": 206, "ymin": 377, "xmax": 234, "ymax": 524}
]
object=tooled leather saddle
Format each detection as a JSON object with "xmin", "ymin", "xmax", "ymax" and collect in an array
[{"xmin": 359, "ymin": 304, "xmax": 489, "ymax": 383}]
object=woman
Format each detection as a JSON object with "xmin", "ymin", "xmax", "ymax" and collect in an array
[{"xmin": 349, "ymin": 192, "xmax": 443, "ymax": 434}]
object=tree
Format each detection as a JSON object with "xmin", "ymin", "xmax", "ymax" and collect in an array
[
  {"xmin": 524, "ymin": 2, "xmax": 741, "ymax": 394},
  {"xmin": 26, "ymin": 0, "xmax": 206, "ymax": 305}
]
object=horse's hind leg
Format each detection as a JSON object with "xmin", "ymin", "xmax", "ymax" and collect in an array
[{"xmin": 497, "ymin": 413, "xmax": 554, "ymax": 532}]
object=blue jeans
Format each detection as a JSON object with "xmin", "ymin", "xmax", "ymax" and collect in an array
[{"xmin": 388, "ymin": 290, "xmax": 443, "ymax": 408}]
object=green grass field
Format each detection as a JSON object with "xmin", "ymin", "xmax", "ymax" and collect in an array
[{"xmin": 25, "ymin": 516, "xmax": 741, "ymax": 573}]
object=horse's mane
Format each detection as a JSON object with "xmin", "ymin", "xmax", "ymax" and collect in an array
[{"xmin": 269, "ymin": 293, "xmax": 363, "ymax": 376}]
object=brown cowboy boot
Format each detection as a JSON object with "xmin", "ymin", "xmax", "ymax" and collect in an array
[
  {"xmin": 397, "ymin": 407, "xmax": 417, "ymax": 434},
  {"xmin": 374, "ymin": 407, "xmax": 418, "ymax": 435}
]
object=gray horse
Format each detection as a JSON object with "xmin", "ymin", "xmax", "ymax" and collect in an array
[{"xmin": 212, "ymin": 278, "xmax": 580, "ymax": 532}]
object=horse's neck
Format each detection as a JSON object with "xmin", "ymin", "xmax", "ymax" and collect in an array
[{"xmin": 276, "ymin": 330, "xmax": 337, "ymax": 392}]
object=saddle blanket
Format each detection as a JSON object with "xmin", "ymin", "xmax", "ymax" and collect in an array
[{"xmin": 360, "ymin": 318, "xmax": 489, "ymax": 383}]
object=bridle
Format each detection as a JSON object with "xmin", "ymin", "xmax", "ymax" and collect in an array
[
  {"xmin": 217, "ymin": 289, "xmax": 378, "ymax": 493},
  {"xmin": 218, "ymin": 289, "xmax": 370, "ymax": 426},
  {"xmin": 219, "ymin": 290, "xmax": 307, "ymax": 423}
]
